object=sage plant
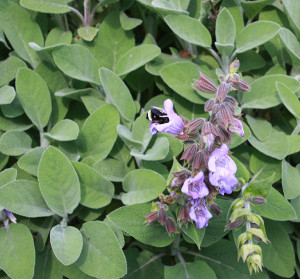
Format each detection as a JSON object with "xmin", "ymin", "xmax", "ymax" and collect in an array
[{"xmin": 146, "ymin": 59, "xmax": 268, "ymax": 273}]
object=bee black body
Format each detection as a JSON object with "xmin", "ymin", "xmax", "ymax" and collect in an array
[{"xmin": 146, "ymin": 108, "xmax": 169, "ymax": 124}]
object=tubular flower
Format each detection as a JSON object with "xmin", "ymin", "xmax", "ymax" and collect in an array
[
  {"xmin": 208, "ymin": 144, "xmax": 238, "ymax": 195},
  {"xmin": 228, "ymin": 118, "xmax": 245, "ymax": 137},
  {"xmin": 189, "ymin": 200, "xmax": 212, "ymax": 229},
  {"xmin": 148, "ymin": 99, "xmax": 184, "ymax": 136},
  {"xmin": 181, "ymin": 171, "xmax": 209, "ymax": 199}
]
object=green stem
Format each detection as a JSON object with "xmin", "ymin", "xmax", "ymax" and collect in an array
[
  {"xmin": 84, "ymin": 0, "xmax": 91, "ymax": 27},
  {"xmin": 68, "ymin": 6, "xmax": 85, "ymax": 25},
  {"xmin": 208, "ymin": 48, "xmax": 225, "ymax": 73},
  {"xmin": 177, "ymin": 251, "xmax": 189, "ymax": 279},
  {"xmin": 40, "ymin": 131, "xmax": 50, "ymax": 148},
  {"xmin": 60, "ymin": 213, "xmax": 68, "ymax": 228}
]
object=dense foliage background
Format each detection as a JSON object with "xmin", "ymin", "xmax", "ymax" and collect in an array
[{"xmin": 0, "ymin": 0, "xmax": 299, "ymax": 278}]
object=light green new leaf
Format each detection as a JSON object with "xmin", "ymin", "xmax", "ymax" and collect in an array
[
  {"xmin": 0, "ymin": 0, "xmax": 44, "ymax": 66},
  {"xmin": 279, "ymin": 27, "xmax": 300, "ymax": 65},
  {"xmin": 95, "ymin": 11, "xmax": 135, "ymax": 71},
  {"xmin": 121, "ymin": 169, "xmax": 166, "ymax": 205},
  {"xmin": 248, "ymin": 130, "xmax": 290, "ymax": 160},
  {"xmin": 53, "ymin": 44, "xmax": 100, "ymax": 84},
  {"xmin": 246, "ymin": 115, "xmax": 272, "ymax": 142},
  {"xmin": 0, "ymin": 130, "xmax": 32, "ymax": 156},
  {"xmin": 73, "ymin": 162, "xmax": 114, "ymax": 209},
  {"xmin": 164, "ymin": 15, "xmax": 212, "ymax": 48},
  {"xmin": 0, "ymin": 180, "xmax": 53, "ymax": 217},
  {"xmin": 282, "ymin": 160, "xmax": 300, "ymax": 200},
  {"xmin": 216, "ymin": 8, "xmax": 236, "ymax": 45},
  {"xmin": 181, "ymin": 224, "xmax": 205, "ymax": 250},
  {"xmin": 261, "ymin": 220, "xmax": 295, "ymax": 277},
  {"xmin": 99, "ymin": 67, "xmax": 136, "ymax": 122},
  {"xmin": 45, "ymin": 119, "xmax": 79, "ymax": 141},
  {"xmin": 77, "ymin": 105, "xmax": 119, "ymax": 161},
  {"xmin": 236, "ymin": 21, "xmax": 280, "ymax": 53},
  {"xmin": 252, "ymin": 188, "xmax": 297, "ymax": 221},
  {"xmin": 0, "ymin": 168, "xmax": 17, "ymax": 187},
  {"xmin": 120, "ymin": 11, "xmax": 142, "ymax": 30},
  {"xmin": 0, "ymin": 86, "xmax": 15, "ymax": 105},
  {"xmin": 18, "ymin": 147, "xmax": 44, "ymax": 176},
  {"xmin": 38, "ymin": 146, "xmax": 80, "ymax": 216},
  {"xmin": 0, "ymin": 224, "xmax": 35, "ymax": 279},
  {"xmin": 77, "ymin": 27, "xmax": 98, "ymax": 42},
  {"xmin": 108, "ymin": 203, "xmax": 175, "ymax": 247},
  {"xmin": 45, "ymin": 27, "xmax": 72, "ymax": 47},
  {"xmin": 243, "ymin": 174, "xmax": 274, "ymax": 199},
  {"xmin": 242, "ymin": 74, "xmax": 300, "ymax": 109},
  {"xmin": 76, "ymin": 221, "xmax": 127, "ymax": 279},
  {"xmin": 115, "ymin": 44, "xmax": 161, "ymax": 76},
  {"xmin": 16, "ymin": 68, "xmax": 52, "ymax": 130},
  {"xmin": 50, "ymin": 225, "xmax": 83, "ymax": 266},
  {"xmin": 160, "ymin": 62, "xmax": 207, "ymax": 104},
  {"xmin": 131, "ymin": 137, "xmax": 169, "ymax": 161},
  {"xmin": 276, "ymin": 82, "xmax": 300, "ymax": 120},
  {"xmin": 20, "ymin": 0, "xmax": 71, "ymax": 13}
]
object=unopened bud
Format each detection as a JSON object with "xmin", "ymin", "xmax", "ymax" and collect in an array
[
  {"xmin": 230, "ymin": 58, "xmax": 240, "ymax": 73},
  {"xmin": 145, "ymin": 211, "xmax": 158, "ymax": 225},
  {"xmin": 158, "ymin": 207, "xmax": 167, "ymax": 224},
  {"xmin": 224, "ymin": 96, "xmax": 238, "ymax": 106},
  {"xmin": 216, "ymin": 83, "xmax": 231, "ymax": 101},
  {"xmin": 185, "ymin": 118, "xmax": 206, "ymax": 131},
  {"xmin": 250, "ymin": 196, "xmax": 266, "ymax": 204},
  {"xmin": 181, "ymin": 143, "xmax": 198, "ymax": 162},
  {"xmin": 204, "ymin": 99, "xmax": 215, "ymax": 112},
  {"xmin": 226, "ymin": 218, "xmax": 245, "ymax": 230},
  {"xmin": 193, "ymin": 73, "xmax": 217, "ymax": 94},
  {"xmin": 210, "ymin": 203, "xmax": 222, "ymax": 216},
  {"xmin": 165, "ymin": 217, "xmax": 178, "ymax": 236},
  {"xmin": 246, "ymin": 254, "xmax": 263, "ymax": 274}
]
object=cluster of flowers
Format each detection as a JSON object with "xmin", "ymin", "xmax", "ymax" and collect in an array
[{"xmin": 146, "ymin": 59, "xmax": 250, "ymax": 233}]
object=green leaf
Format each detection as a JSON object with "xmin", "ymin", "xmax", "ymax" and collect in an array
[
  {"xmin": 282, "ymin": 0, "xmax": 300, "ymax": 38},
  {"xmin": 20, "ymin": 0, "xmax": 71, "ymax": 13},
  {"xmin": 108, "ymin": 203, "xmax": 175, "ymax": 247},
  {"xmin": 77, "ymin": 105, "xmax": 119, "ymax": 161},
  {"xmin": 95, "ymin": 11, "xmax": 135, "ymax": 71},
  {"xmin": 248, "ymin": 130, "xmax": 290, "ymax": 160},
  {"xmin": 250, "ymin": 150, "xmax": 281, "ymax": 183},
  {"xmin": 246, "ymin": 115, "xmax": 272, "ymax": 142},
  {"xmin": 0, "ymin": 224, "xmax": 35, "ymax": 279},
  {"xmin": 0, "ymin": 168, "xmax": 17, "ymax": 187},
  {"xmin": 160, "ymin": 62, "xmax": 207, "ymax": 104},
  {"xmin": 181, "ymin": 223, "xmax": 205, "ymax": 250},
  {"xmin": 16, "ymin": 68, "xmax": 52, "ymax": 130},
  {"xmin": 243, "ymin": 174, "xmax": 274, "ymax": 199},
  {"xmin": 251, "ymin": 187, "xmax": 296, "ymax": 221},
  {"xmin": 1, "ymin": 95, "xmax": 24, "ymax": 118},
  {"xmin": 282, "ymin": 160, "xmax": 300, "ymax": 200},
  {"xmin": 50, "ymin": 225, "xmax": 83, "ymax": 266},
  {"xmin": 0, "ymin": 130, "xmax": 32, "ymax": 156},
  {"xmin": 166, "ymin": 157, "xmax": 185, "ymax": 186},
  {"xmin": 261, "ymin": 220, "xmax": 295, "ymax": 277},
  {"xmin": 151, "ymin": 0, "xmax": 188, "ymax": 15},
  {"xmin": 0, "ymin": 112, "xmax": 32, "ymax": 132},
  {"xmin": 236, "ymin": 21, "xmax": 280, "ymax": 53},
  {"xmin": 76, "ymin": 221, "xmax": 127, "ymax": 279},
  {"xmin": 164, "ymin": 261, "xmax": 216, "ymax": 279},
  {"xmin": 45, "ymin": 27, "xmax": 72, "ymax": 47},
  {"xmin": 241, "ymin": 0, "xmax": 272, "ymax": 20},
  {"xmin": 291, "ymin": 195, "xmax": 300, "ymax": 222},
  {"xmin": 0, "ymin": 86, "xmax": 15, "ymax": 105},
  {"xmin": 0, "ymin": 180, "xmax": 53, "ymax": 217},
  {"xmin": 45, "ymin": 119, "xmax": 79, "ymax": 141},
  {"xmin": 117, "ymin": 124, "xmax": 144, "ymax": 151},
  {"xmin": 52, "ymin": 45, "xmax": 100, "ymax": 84},
  {"xmin": 121, "ymin": 169, "xmax": 166, "ymax": 205},
  {"xmin": 99, "ymin": 67, "xmax": 136, "ymax": 122},
  {"xmin": 132, "ymin": 112, "xmax": 152, "ymax": 149},
  {"xmin": 221, "ymin": 0, "xmax": 244, "ymax": 34},
  {"xmin": 0, "ymin": 56, "xmax": 27, "ymax": 87},
  {"xmin": 77, "ymin": 27, "xmax": 98, "ymax": 42},
  {"xmin": 73, "ymin": 162, "xmax": 114, "ymax": 209},
  {"xmin": 288, "ymin": 135, "xmax": 300, "ymax": 155},
  {"xmin": 237, "ymin": 50, "xmax": 265, "ymax": 72},
  {"xmin": 119, "ymin": 11, "xmax": 142, "ymax": 30},
  {"xmin": 279, "ymin": 27, "xmax": 300, "ymax": 65},
  {"xmin": 216, "ymin": 8, "xmax": 236, "ymax": 46},
  {"xmin": 277, "ymin": 82, "xmax": 300, "ymax": 120},
  {"xmin": 164, "ymin": 15, "xmax": 212, "ymax": 48},
  {"xmin": 18, "ymin": 147, "xmax": 44, "ymax": 176},
  {"xmin": 115, "ymin": 44, "xmax": 161, "ymax": 76},
  {"xmin": 0, "ymin": 0, "xmax": 44, "ymax": 66},
  {"xmin": 38, "ymin": 146, "xmax": 80, "ymax": 216},
  {"xmin": 242, "ymin": 75, "xmax": 300, "ymax": 109}
]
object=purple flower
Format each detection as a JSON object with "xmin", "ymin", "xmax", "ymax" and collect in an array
[
  {"xmin": 148, "ymin": 99, "xmax": 184, "ymax": 136},
  {"xmin": 189, "ymin": 200, "xmax": 212, "ymax": 229},
  {"xmin": 228, "ymin": 118, "xmax": 244, "ymax": 137},
  {"xmin": 3, "ymin": 209, "xmax": 16, "ymax": 223},
  {"xmin": 181, "ymin": 171, "xmax": 209, "ymax": 199},
  {"xmin": 208, "ymin": 144, "xmax": 238, "ymax": 195}
]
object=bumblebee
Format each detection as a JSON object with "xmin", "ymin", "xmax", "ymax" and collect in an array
[{"xmin": 146, "ymin": 108, "xmax": 169, "ymax": 124}]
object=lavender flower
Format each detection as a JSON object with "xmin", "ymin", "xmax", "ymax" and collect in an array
[
  {"xmin": 228, "ymin": 118, "xmax": 245, "ymax": 137},
  {"xmin": 181, "ymin": 171, "xmax": 209, "ymax": 199},
  {"xmin": 208, "ymin": 143, "xmax": 238, "ymax": 195},
  {"xmin": 148, "ymin": 99, "xmax": 184, "ymax": 136},
  {"xmin": 189, "ymin": 200, "xmax": 212, "ymax": 229},
  {"xmin": 3, "ymin": 209, "xmax": 16, "ymax": 223}
]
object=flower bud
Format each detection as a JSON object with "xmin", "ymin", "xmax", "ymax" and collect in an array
[
  {"xmin": 181, "ymin": 143, "xmax": 198, "ymax": 162},
  {"xmin": 145, "ymin": 211, "xmax": 158, "ymax": 225},
  {"xmin": 216, "ymin": 83, "xmax": 231, "ymax": 101},
  {"xmin": 224, "ymin": 96, "xmax": 238, "ymax": 106},
  {"xmin": 178, "ymin": 202, "xmax": 192, "ymax": 224},
  {"xmin": 246, "ymin": 254, "xmax": 263, "ymax": 274},
  {"xmin": 193, "ymin": 73, "xmax": 217, "ymax": 94},
  {"xmin": 230, "ymin": 58, "xmax": 240, "ymax": 73},
  {"xmin": 204, "ymin": 99, "xmax": 216, "ymax": 112},
  {"xmin": 209, "ymin": 203, "xmax": 222, "ymax": 216},
  {"xmin": 185, "ymin": 118, "xmax": 206, "ymax": 131},
  {"xmin": 158, "ymin": 207, "xmax": 167, "ymax": 224},
  {"xmin": 165, "ymin": 217, "xmax": 178, "ymax": 236},
  {"xmin": 226, "ymin": 218, "xmax": 245, "ymax": 230},
  {"xmin": 249, "ymin": 196, "xmax": 266, "ymax": 204}
]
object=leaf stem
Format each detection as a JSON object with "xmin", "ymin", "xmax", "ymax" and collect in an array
[
  {"xmin": 84, "ymin": 0, "xmax": 91, "ymax": 27},
  {"xmin": 208, "ymin": 48, "xmax": 225, "ymax": 73},
  {"xmin": 68, "ymin": 6, "xmax": 85, "ymax": 25},
  {"xmin": 40, "ymin": 131, "xmax": 50, "ymax": 148},
  {"xmin": 177, "ymin": 251, "xmax": 189, "ymax": 279},
  {"xmin": 91, "ymin": 1, "xmax": 102, "ymax": 20}
]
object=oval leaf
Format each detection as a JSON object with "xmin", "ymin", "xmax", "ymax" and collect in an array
[
  {"xmin": 121, "ymin": 169, "xmax": 166, "ymax": 205},
  {"xmin": 45, "ymin": 119, "xmax": 79, "ymax": 141},
  {"xmin": 0, "ymin": 180, "xmax": 53, "ymax": 217},
  {"xmin": 76, "ymin": 221, "xmax": 127, "ymax": 279},
  {"xmin": 0, "ymin": 168, "xmax": 17, "ymax": 187},
  {"xmin": 164, "ymin": 14, "xmax": 212, "ymax": 48},
  {"xmin": 0, "ymin": 85, "xmax": 15, "ymax": 105},
  {"xmin": 50, "ymin": 225, "xmax": 83, "ymax": 266},
  {"xmin": 20, "ymin": 0, "xmax": 71, "ymax": 13},
  {"xmin": 282, "ymin": 160, "xmax": 300, "ymax": 200},
  {"xmin": 38, "ymin": 146, "xmax": 81, "ymax": 216},
  {"xmin": 216, "ymin": 8, "xmax": 236, "ymax": 46},
  {"xmin": 18, "ymin": 147, "xmax": 44, "ymax": 176}
]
